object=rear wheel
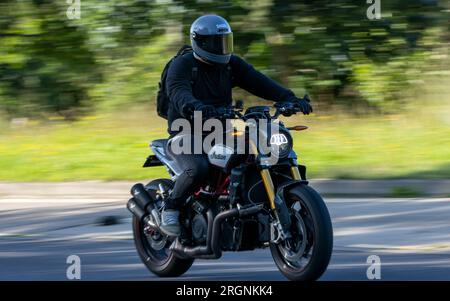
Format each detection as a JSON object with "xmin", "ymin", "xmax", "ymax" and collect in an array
[
  {"xmin": 132, "ymin": 216, "xmax": 194, "ymax": 277},
  {"xmin": 132, "ymin": 179, "xmax": 194, "ymax": 277},
  {"xmin": 270, "ymin": 184, "xmax": 333, "ymax": 281}
]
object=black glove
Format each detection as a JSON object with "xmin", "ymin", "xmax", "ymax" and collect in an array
[
  {"xmin": 182, "ymin": 101, "xmax": 217, "ymax": 119},
  {"xmin": 292, "ymin": 95, "xmax": 313, "ymax": 115},
  {"xmin": 275, "ymin": 101, "xmax": 297, "ymax": 116},
  {"xmin": 198, "ymin": 104, "xmax": 217, "ymax": 119}
]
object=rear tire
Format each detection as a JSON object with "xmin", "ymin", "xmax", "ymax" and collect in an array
[
  {"xmin": 132, "ymin": 216, "xmax": 194, "ymax": 277},
  {"xmin": 270, "ymin": 184, "xmax": 333, "ymax": 281},
  {"xmin": 132, "ymin": 178, "xmax": 194, "ymax": 277}
]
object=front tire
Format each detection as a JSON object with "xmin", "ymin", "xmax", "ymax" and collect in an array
[{"xmin": 270, "ymin": 184, "xmax": 333, "ymax": 281}]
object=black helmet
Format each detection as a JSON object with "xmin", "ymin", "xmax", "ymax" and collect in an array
[{"xmin": 190, "ymin": 15, "xmax": 233, "ymax": 65}]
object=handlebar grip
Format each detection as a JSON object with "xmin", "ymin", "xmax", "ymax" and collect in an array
[{"xmin": 214, "ymin": 107, "xmax": 235, "ymax": 119}]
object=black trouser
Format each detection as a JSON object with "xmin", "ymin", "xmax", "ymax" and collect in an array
[{"xmin": 164, "ymin": 135, "xmax": 209, "ymax": 210}]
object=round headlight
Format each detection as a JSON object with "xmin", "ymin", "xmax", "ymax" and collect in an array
[{"xmin": 269, "ymin": 128, "xmax": 292, "ymax": 158}]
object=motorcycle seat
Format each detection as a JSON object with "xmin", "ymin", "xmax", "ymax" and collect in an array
[{"xmin": 150, "ymin": 139, "xmax": 183, "ymax": 177}]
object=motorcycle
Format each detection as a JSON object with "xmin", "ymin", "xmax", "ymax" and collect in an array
[{"xmin": 127, "ymin": 100, "xmax": 333, "ymax": 281}]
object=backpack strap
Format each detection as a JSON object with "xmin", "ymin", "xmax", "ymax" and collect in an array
[
  {"xmin": 191, "ymin": 66, "xmax": 198, "ymax": 84},
  {"xmin": 177, "ymin": 44, "xmax": 192, "ymax": 56},
  {"xmin": 190, "ymin": 54, "xmax": 198, "ymax": 86},
  {"xmin": 226, "ymin": 64, "xmax": 233, "ymax": 82}
]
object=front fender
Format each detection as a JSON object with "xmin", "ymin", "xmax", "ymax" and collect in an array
[
  {"xmin": 276, "ymin": 179, "xmax": 309, "ymax": 200},
  {"xmin": 274, "ymin": 180, "xmax": 309, "ymax": 232}
]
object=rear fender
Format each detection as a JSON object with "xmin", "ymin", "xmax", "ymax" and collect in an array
[{"xmin": 143, "ymin": 155, "xmax": 163, "ymax": 167}]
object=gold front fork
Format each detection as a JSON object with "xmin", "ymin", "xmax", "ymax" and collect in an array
[
  {"xmin": 260, "ymin": 169, "xmax": 277, "ymax": 210},
  {"xmin": 251, "ymin": 139, "xmax": 301, "ymax": 211},
  {"xmin": 261, "ymin": 166, "xmax": 301, "ymax": 210},
  {"xmin": 249, "ymin": 138, "xmax": 278, "ymax": 210},
  {"xmin": 290, "ymin": 166, "xmax": 301, "ymax": 180}
]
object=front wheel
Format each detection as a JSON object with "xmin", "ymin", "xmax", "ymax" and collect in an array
[{"xmin": 270, "ymin": 184, "xmax": 333, "ymax": 281}]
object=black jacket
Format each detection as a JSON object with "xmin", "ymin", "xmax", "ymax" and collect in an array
[{"xmin": 166, "ymin": 52, "xmax": 295, "ymax": 134}]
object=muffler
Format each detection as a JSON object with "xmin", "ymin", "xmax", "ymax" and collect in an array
[
  {"xmin": 127, "ymin": 183, "xmax": 160, "ymax": 225},
  {"xmin": 127, "ymin": 198, "xmax": 146, "ymax": 220},
  {"xmin": 130, "ymin": 183, "xmax": 155, "ymax": 211}
]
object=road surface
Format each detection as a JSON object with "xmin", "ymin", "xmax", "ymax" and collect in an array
[{"xmin": 0, "ymin": 189, "xmax": 449, "ymax": 280}]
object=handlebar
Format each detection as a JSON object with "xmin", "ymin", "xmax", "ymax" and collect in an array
[
  {"xmin": 273, "ymin": 102, "xmax": 302, "ymax": 119},
  {"xmin": 212, "ymin": 102, "xmax": 302, "ymax": 121},
  {"xmin": 215, "ymin": 106, "xmax": 239, "ymax": 119}
]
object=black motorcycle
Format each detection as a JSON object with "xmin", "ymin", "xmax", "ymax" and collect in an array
[{"xmin": 127, "ymin": 101, "xmax": 333, "ymax": 281}]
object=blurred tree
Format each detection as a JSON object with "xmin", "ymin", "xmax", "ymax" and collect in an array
[
  {"xmin": 0, "ymin": 0, "xmax": 448, "ymax": 117},
  {"xmin": 0, "ymin": 0, "xmax": 99, "ymax": 118}
]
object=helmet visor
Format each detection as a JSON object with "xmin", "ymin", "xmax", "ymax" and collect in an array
[{"xmin": 194, "ymin": 32, "xmax": 233, "ymax": 55}]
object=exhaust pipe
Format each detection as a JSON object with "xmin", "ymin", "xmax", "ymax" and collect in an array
[
  {"xmin": 210, "ymin": 208, "xmax": 240, "ymax": 258},
  {"xmin": 127, "ymin": 183, "xmax": 160, "ymax": 225},
  {"xmin": 210, "ymin": 204, "xmax": 263, "ymax": 258},
  {"xmin": 127, "ymin": 198, "xmax": 146, "ymax": 220},
  {"xmin": 130, "ymin": 183, "xmax": 155, "ymax": 212},
  {"xmin": 171, "ymin": 209, "xmax": 214, "ymax": 258},
  {"xmin": 171, "ymin": 204, "xmax": 263, "ymax": 259}
]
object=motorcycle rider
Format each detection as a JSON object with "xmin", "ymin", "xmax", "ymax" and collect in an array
[{"xmin": 161, "ymin": 14, "xmax": 313, "ymax": 236}]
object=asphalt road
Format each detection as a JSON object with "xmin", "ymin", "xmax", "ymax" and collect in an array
[{"xmin": 1, "ymin": 193, "xmax": 449, "ymax": 280}]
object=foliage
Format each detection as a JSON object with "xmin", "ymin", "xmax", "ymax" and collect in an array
[{"xmin": 0, "ymin": 0, "xmax": 449, "ymax": 117}]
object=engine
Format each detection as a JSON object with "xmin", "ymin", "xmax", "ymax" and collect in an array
[
  {"xmin": 187, "ymin": 200, "xmax": 270, "ymax": 251},
  {"xmin": 191, "ymin": 213, "xmax": 208, "ymax": 244}
]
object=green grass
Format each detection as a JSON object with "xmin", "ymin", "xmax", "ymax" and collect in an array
[
  {"xmin": 0, "ymin": 102, "xmax": 449, "ymax": 182},
  {"xmin": 389, "ymin": 186, "xmax": 423, "ymax": 198},
  {"xmin": 292, "ymin": 109, "xmax": 450, "ymax": 179}
]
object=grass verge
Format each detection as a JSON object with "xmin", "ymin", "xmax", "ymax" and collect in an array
[{"xmin": 0, "ymin": 103, "xmax": 449, "ymax": 182}]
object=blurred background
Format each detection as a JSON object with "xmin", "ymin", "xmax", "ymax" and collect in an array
[
  {"xmin": 1, "ymin": 0, "xmax": 450, "ymax": 281},
  {"xmin": 0, "ymin": 0, "xmax": 449, "ymax": 182}
]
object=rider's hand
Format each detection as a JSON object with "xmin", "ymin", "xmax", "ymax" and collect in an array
[
  {"xmin": 199, "ymin": 104, "xmax": 217, "ymax": 119},
  {"xmin": 275, "ymin": 101, "xmax": 297, "ymax": 116},
  {"xmin": 291, "ymin": 95, "xmax": 313, "ymax": 115},
  {"xmin": 181, "ymin": 102, "xmax": 195, "ymax": 118},
  {"xmin": 182, "ymin": 101, "xmax": 217, "ymax": 119}
]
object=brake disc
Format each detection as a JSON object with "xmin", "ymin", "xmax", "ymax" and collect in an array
[
  {"xmin": 144, "ymin": 221, "xmax": 168, "ymax": 251},
  {"xmin": 278, "ymin": 211, "xmax": 308, "ymax": 263}
]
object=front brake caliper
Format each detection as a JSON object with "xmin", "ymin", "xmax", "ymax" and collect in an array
[{"xmin": 270, "ymin": 219, "xmax": 291, "ymax": 243}]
